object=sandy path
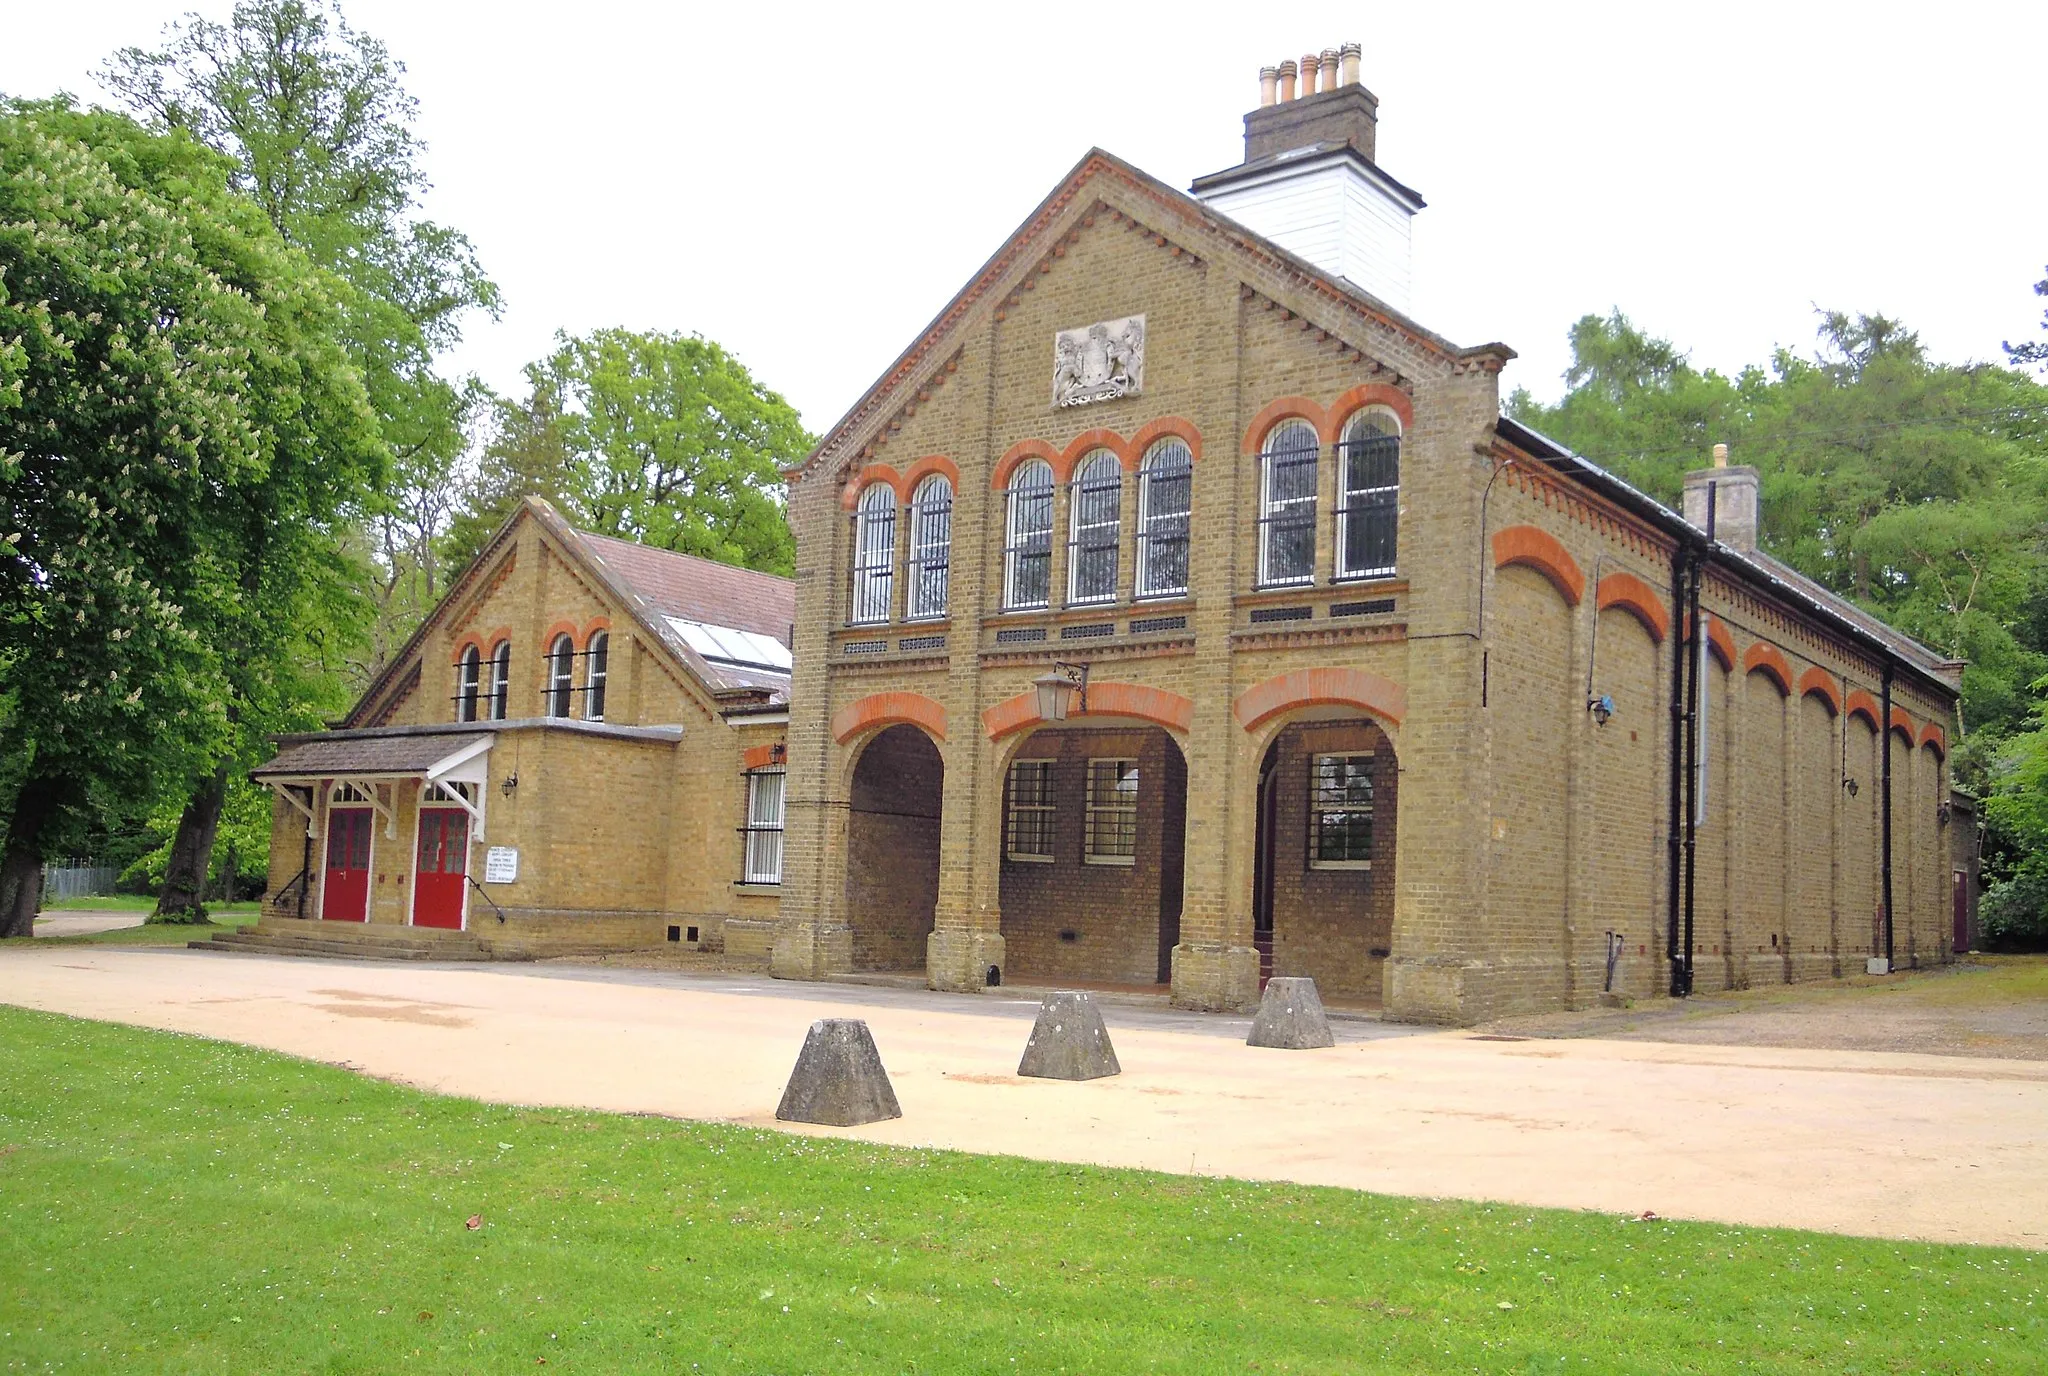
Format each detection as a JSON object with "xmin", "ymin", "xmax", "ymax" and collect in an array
[{"xmin": 4, "ymin": 946, "xmax": 2044, "ymax": 1251}]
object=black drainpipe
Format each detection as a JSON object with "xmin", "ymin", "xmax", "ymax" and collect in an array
[
  {"xmin": 1665, "ymin": 541, "xmax": 1691, "ymax": 997},
  {"xmin": 296, "ymin": 826, "xmax": 311, "ymax": 919},
  {"xmin": 1881, "ymin": 662, "xmax": 1896, "ymax": 969}
]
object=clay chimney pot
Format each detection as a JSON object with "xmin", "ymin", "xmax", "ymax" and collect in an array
[
  {"xmin": 1339, "ymin": 42, "xmax": 1361, "ymax": 87},
  {"xmin": 1299, "ymin": 52, "xmax": 1320, "ymax": 96},
  {"xmin": 1320, "ymin": 49, "xmax": 1340, "ymax": 93},
  {"xmin": 1259, "ymin": 65, "xmax": 1278, "ymax": 108},
  {"xmin": 1277, "ymin": 59, "xmax": 1296, "ymax": 102}
]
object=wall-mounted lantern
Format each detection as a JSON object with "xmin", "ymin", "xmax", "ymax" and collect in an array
[
  {"xmin": 1587, "ymin": 693, "xmax": 1614, "ymax": 727},
  {"xmin": 1843, "ymin": 776, "xmax": 1860, "ymax": 798},
  {"xmin": 1033, "ymin": 661, "xmax": 1091, "ymax": 721},
  {"xmin": 500, "ymin": 772, "xmax": 519, "ymax": 799}
]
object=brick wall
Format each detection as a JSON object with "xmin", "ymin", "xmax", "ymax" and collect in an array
[
  {"xmin": 1261, "ymin": 719, "xmax": 1394, "ymax": 1001},
  {"xmin": 845, "ymin": 724, "xmax": 943, "ymax": 970}
]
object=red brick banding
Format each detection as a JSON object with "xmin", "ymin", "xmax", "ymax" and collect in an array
[
  {"xmin": 981, "ymin": 680, "xmax": 1195, "ymax": 739},
  {"xmin": 832, "ymin": 692, "xmax": 948, "ymax": 744},
  {"xmin": 1596, "ymin": 571, "xmax": 1668, "ymax": 642},
  {"xmin": 1233, "ymin": 667, "xmax": 1407, "ymax": 732},
  {"xmin": 1795, "ymin": 665, "xmax": 1841, "ymax": 714},
  {"xmin": 1322, "ymin": 382, "xmax": 1413, "ymax": 441},
  {"xmin": 1742, "ymin": 642, "xmax": 1793, "ymax": 695},
  {"xmin": 1491, "ymin": 525, "xmax": 1585, "ymax": 605}
]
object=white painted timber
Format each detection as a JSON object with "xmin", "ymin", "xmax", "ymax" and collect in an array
[{"xmin": 1195, "ymin": 150, "xmax": 1416, "ymax": 313}]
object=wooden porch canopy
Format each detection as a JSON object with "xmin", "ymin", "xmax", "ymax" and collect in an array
[{"xmin": 253, "ymin": 728, "xmax": 494, "ymax": 839}]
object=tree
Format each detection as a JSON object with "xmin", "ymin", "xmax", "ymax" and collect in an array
[
  {"xmin": 0, "ymin": 100, "xmax": 381, "ymax": 936},
  {"xmin": 2005, "ymin": 267, "xmax": 2048, "ymax": 372},
  {"xmin": 456, "ymin": 329, "xmax": 810, "ymax": 575},
  {"xmin": 103, "ymin": 0, "xmax": 498, "ymax": 915}
]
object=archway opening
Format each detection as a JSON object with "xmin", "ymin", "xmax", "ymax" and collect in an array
[
  {"xmin": 844, "ymin": 724, "xmax": 943, "ymax": 972},
  {"xmin": 997, "ymin": 724, "xmax": 1186, "ymax": 987}
]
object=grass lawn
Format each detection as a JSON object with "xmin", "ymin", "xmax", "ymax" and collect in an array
[
  {"xmin": 5, "ymin": 903, "xmax": 261, "ymax": 948},
  {"xmin": 0, "ymin": 1006, "xmax": 2039, "ymax": 1373}
]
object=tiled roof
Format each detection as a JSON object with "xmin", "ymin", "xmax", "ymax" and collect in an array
[
  {"xmin": 253, "ymin": 732, "xmax": 482, "ymax": 779},
  {"xmin": 577, "ymin": 532, "xmax": 795, "ymax": 643}
]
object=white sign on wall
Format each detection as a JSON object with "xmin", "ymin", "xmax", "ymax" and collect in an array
[{"xmin": 484, "ymin": 846, "xmax": 519, "ymax": 884}]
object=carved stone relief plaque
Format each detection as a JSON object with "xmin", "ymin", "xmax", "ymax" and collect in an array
[{"xmin": 1052, "ymin": 314, "xmax": 1145, "ymax": 408}]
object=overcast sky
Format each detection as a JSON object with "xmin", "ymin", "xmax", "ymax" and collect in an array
[{"xmin": 6, "ymin": 1, "xmax": 2045, "ymax": 436}]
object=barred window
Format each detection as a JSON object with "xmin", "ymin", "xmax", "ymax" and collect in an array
[
  {"xmin": 1005, "ymin": 759, "xmax": 1055, "ymax": 861},
  {"xmin": 907, "ymin": 475, "xmax": 952, "ymax": 620},
  {"xmin": 546, "ymin": 634, "xmax": 575, "ymax": 717},
  {"xmin": 850, "ymin": 483, "xmax": 896, "ymax": 625},
  {"xmin": 1310, "ymin": 753, "xmax": 1374, "ymax": 868},
  {"xmin": 742, "ymin": 768, "xmax": 785, "ymax": 884},
  {"xmin": 488, "ymin": 641, "xmax": 511, "ymax": 720},
  {"xmin": 1257, "ymin": 420, "xmax": 1319, "ymax": 587},
  {"xmin": 455, "ymin": 645, "xmax": 481, "ymax": 722},
  {"xmin": 1084, "ymin": 758, "xmax": 1138, "ymax": 864},
  {"xmin": 1067, "ymin": 450, "xmax": 1122, "ymax": 605},
  {"xmin": 585, "ymin": 631, "xmax": 609, "ymax": 722},
  {"xmin": 1336, "ymin": 409, "xmax": 1399, "ymax": 580},
  {"xmin": 1136, "ymin": 439, "xmax": 1191, "ymax": 598},
  {"xmin": 1003, "ymin": 459, "xmax": 1055, "ymax": 610}
]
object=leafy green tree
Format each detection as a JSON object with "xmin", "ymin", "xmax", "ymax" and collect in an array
[
  {"xmin": 2006, "ymin": 267, "xmax": 2048, "ymax": 372},
  {"xmin": 0, "ymin": 100, "xmax": 381, "ymax": 935},
  {"xmin": 456, "ymin": 329, "xmax": 810, "ymax": 575},
  {"xmin": 103, "ymin": 0, "xmax": 497, "ymax": 913}
]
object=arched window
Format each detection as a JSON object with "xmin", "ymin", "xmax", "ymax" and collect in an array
[
  {"xmin": 1336, "ymin": 408, "xmax": 1400, "ymax": 580},
  {"xmin": 1257, "ymin": 420, "xmax": 1319, "ymax": 587},
  {"xmin": 849, "ymin": 483, "xmax": 896, "ymax": 624},
  {"xmin": 906, "ymin": 475, "xmax": 952, "ymax": 620},
  {"xmin": 488, "ymin": 641, "xmax": 511, "ymax": 720},
  {"xmin": 546, "ymin": 633, "xmax": 575, "ymax": 717},
  {"xmin": 455, "ymin": 645, "xmax": 481, "ymax": 722},
  {"xmin": 1067, "ymin": 451, "xmax": 1122, "ymax": 605},
  {"xmin": 584, "ymin": 631, "xmax": 609, "ymax": 722},
  {"xmin": 1003, "ymin": 459, "xmax": 1055, "ymax": 610},
  {"xmin": 1136, "ymin": 439, "xmax": 1192, "ymax": 599}
]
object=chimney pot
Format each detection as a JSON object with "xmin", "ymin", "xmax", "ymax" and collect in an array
[
  {"xmin": 1258, "ymin": 65, "xmax": 1278, "ymax": 108},
  {"xmin": 1712, "ymin": 442, "xmax": 1729, "ymax": 468},
  {"xmin": 1299, "ymin": 52, "xmax": 1320, "ymax": 97},
  {"xmin": 1320, "ymin": 49, "xmax": 1340, "ymax": 93},
  {"xmin": 1277, "ymin": 59, "xmax": 1296, "ymax": 102},
  {"xmin": 1340, "ymin": 42, "xmax": 1361, "ymax": 86}
]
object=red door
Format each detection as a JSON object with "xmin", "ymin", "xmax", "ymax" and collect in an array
[
  {"xmin": 413, "ymin": 808, "xmax": 469, "ymax": 929},
  {"xmin": 321, "ymin": 808, "xmax": 372, "ymax": 922}
]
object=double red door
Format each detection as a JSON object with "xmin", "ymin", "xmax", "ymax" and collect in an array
[
  {"xmin": 413, "ymin": 808, "xmax": 469, "ymax": 929},
  {"xmin": 322, "ymin": 808, "xmax": 372, "ymax": 922}
]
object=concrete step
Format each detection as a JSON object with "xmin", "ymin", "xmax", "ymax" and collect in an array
[{"xmin": 189, "ymin": 927, "xmax": 489, "ymax": 962}]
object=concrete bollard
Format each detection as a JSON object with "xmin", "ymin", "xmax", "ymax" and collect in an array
[
  {"xmin": 1246, "ymin": 976, "xmax": 1336, "ymax": 1049},
  {"xmin": 1017, "ymin": 990, "xmax": 1121, "ymax": 1081},
  {"xmin": 775, "ymin": 1018, "xmax": 903, "ymax": 1126}
]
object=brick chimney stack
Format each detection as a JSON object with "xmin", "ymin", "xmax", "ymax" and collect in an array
[
  {"xmin": 1682, "ymin": 443, "xmax": 1761, "ymax": 551},
  {"xmin": 1242, "ymin": 42, "xmax": 1378, "ymax": 162}
]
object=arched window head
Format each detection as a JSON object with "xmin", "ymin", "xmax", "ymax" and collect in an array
[
  {"xmin": 585, "ymin": 631, "xmax": 609, "ymax": 722},
  {"xmin": 488, "ymin": 641, "xmax": 511, "ymax": 720},
  {"xmin": 907, "ymin": 475, "xmax": 953, "ymax": 620},
  {"xmin": 1003, "ymin": 459, "xmax": 1055, "ymax": 611},
  {"xmin": 455, "ymin": 645, "xmax": 481, "ymax": 722},
  {"xmin": 1336, "ymin": 408, "xmax": 1400, "ymax": 580},
  {"xmin": 546, "ymin": 634, "xmax": 575, "ymax": 718},
  {"xmin": 1067, "ymin": 451, "xmax": 1122, "ymax": 605},
  {"xmin": 1257, "ymin": 419, "xmax": 1319, "ymax": 587},
  {"xmin": 1137, "ymin": 439, "xmax": 1192, "ymax": 599},
  {"xmin": 849, "ymin": 482, "xmax": 896, "ymax": 625}
]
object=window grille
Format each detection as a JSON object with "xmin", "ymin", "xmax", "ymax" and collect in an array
[
  {"xmin": 454, "ymin": 645, "xmax": 481, "ymax": 722},
  {"xmin": 849, "ymin": 483, "xmax": 896, "ymax": 625},
  {"xmin": 898, "ymin": 634, "xmax": 947, "ymax": 653},
  {"xmin": 545, "ymin": 634, "xmax": 575, "ymax": 717},
  {"xmin": 1335, "ymin": 410, "xmax": 1400, "ymax": 580},
  {"xmin": 993, "ymin": 627, "xmax": 1047, "ymax": 644},
  {"xmin": 1136, "ymin": 439, "xmax": 1192, "ymax": 598},
  {"xmin": 841, "ymin": 638, "xmax": 888, "ymax": 655},
  {"xmin": 1310, "ymin": 752, "xmax": 1374, "ymax": 867},
  {"xmin": 488, "ymin": 642, "xmax": 511, "ymax": 720},
  {"xmin": 1059, "ymin": 622, "xmax": 1114, "ymax": 640},
  {"xmin": 1257, "ymin": 420, "xmax": 1319, "ymax": 587},
  {"xmin": 1003, "ymin": 460, "xmax": 1055, "ymax": 610},
  {"xmin": 1084, "ymin": 758, "xmax": 1138, "ymax": 864},
  {"xmin": 1331, "ymin": 599, "xmax": 1396, "ymax": 618},
  {"xmin": 741, "ymin": 767, "xmax": 786, "ymax": 884},
  {"xmin": 1129, "ymin": 615, "xmax": 1187, "ymax": 634},
  {"xmin": 1249, "ymin": 605, "xmax": 1312, "ymax": 623},
  {"xmin": 906, "ymin": 476, "xmax": 952, "ymax": 620},
  {"xmin": 1005, "ymin": 759, "xmax": 1055, "ymax": 861},
  {"xmin": 584, "ymin": 631, "xmax": 609, "ymax": 721},
  {"xmin": 1066, "ymin": 451, "xmax": 1122, "ymax": 605}
]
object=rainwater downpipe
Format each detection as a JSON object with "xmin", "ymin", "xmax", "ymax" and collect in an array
[
  {"xmin": 1665, "ymin": 540, "xmax": 1690, "ymax": 995},
  {"xmin": 1680, "ymin": 488, "xmax": 1712, "ymax": 997},
  {"xmin": 1882, "ymin": 662, "xmax": 1895, "ymax": 970}
]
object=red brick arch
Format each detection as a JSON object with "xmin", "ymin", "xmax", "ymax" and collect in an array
[
  {"xmin": 1059, "ymin": 428, "xmax": 1133, "ymax": 479},
  {"xmin": 900, "ymin": 454, "xmax": 959, "ymax": 494},
  {"xmin": 740, "ymin": 741, "xmax": 787, "ymax": 771},
  {"xmin": 1491, "ymin": 525, "xmax": 1585, "ymax": 605},
  {"xmin": 841, "ymin": 462, "xmax": 903, "ymax": 510},
  {"xmin": 1323, "ymin": 383, "xmax": 1414, "ymax": 442},
  {"xmin": 1130, "ymin": 416, "xmax": 1203, "ymax": 464},
  {"xmin": 1241, "ymin": 396, "xmax": 1326, "ymax": 455},
  {"xmin": 832, "ymin": 692, "xmax": 948, "ymax": 745},
  {"xmin": 1844, "ymin": 689, "xmax": 1881, "ymax": 730},
  {"xmin": 992, "ymin": 439, "xmax": 1060, "ymax": 491},
  {"xmin": 1680, "ymin": 614, "xmax": 1736, "ymax": 670},
  {"xmin": 1233, "ymin": 667, "xmax": 1407, "ymax": 732},
  {"xmin": 1889, "ymin": 706, "xmax": 1917, "ymax": 745},
  {"xmin": 1743, "ymin": 642, "xmax": 1794, "ymax": 695},
  {"xmin": 981, "ymin": 680, "xmax": 1195, "ymax": 740},
  {"xmin": 1595, "ymin": 571, "xmax": 1668, "ymax": 642},
  {"xmin": 1795, "ymin": 665, "xmax": 1841, "ymax": 714},
  {"xmin": 1920, "ymin": 721, "xmax": 1947, "ymax": 758},
  {"xmin": 540, "ymin": 620, "xmax": 583, "ymax": 652}
]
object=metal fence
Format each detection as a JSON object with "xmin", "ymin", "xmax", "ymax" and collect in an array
[{"xmin": 40, "ymin": 861, "xmax": 121, "ymax": 901}]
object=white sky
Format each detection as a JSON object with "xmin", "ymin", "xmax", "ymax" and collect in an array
[{"xmin": 6, "ymin": 1, "xmax": 2046, "ymax": 434}]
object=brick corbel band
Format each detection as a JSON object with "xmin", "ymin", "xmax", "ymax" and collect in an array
[
  {"xmin": 1233, "ymin": 667, "xmax": 1407, "ymax": 732},
  {"xmin": 981, "ymin": 680, "xmax": 1195, "ymax": 739},
  {"xmin": 1490, "ymin": 525, "xmax": 1585, "ymax": 605},
  {"xmin": 832, "ymin": 692, "xmax": 948, "ymax": 744}
]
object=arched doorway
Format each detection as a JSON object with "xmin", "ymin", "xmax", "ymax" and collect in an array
[
  {"xmin": 997, "ymin": 725, "xmax": 1186, "ymax": 986},
  {"xmin": 1251, "ymin": 717, "xmax": 1398, "ymax": 1003},
  {"xmin": 844, "ymin": 724, "xmax": 943, "ymax": 972}
]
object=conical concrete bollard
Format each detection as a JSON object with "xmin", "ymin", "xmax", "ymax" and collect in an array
[
  {"xmin": 775, "ymin": 1019, "xmax": 903, "ymax": 1125},
  {"xmin": 1246, "ymin": 976, "xmax": 1335, "ymax": 1049},
  {"xmin": 1017, "ymin": 990, "xmax": 1121, "ymax": 1080}
]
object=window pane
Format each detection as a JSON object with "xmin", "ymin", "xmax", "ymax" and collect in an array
[
  {"xmin": 1068, "ymin": 453, "xmax": 1121, "ymax": 604},
  {"xmin": 1311, "ymin": 754, "xmax": 1375, "ymax": 864},
  {"xmin": 1259, "ymin": 422, "xmax": 1319, "ymax": 586},
  {"xmin": 490, "ymin": 646, "xmax": 510, "ymax": 720},
  {"xmin": 850, "ymin": 486, "xmax": 896, "ymax": 624},
  {"xmin": 908, "ymin": 479, "xmax": 952, "ymax": 619},
  {"xmin": 1005, "ymin": 462, "xmax": 1054, "ymax": 610},
  {"xmin": 1084, "ymin": 759, "xmax": 1137, "ymax": 861},
  {"xmin": 1338, "ymin": 415, "xmax": 1400, "ymax": 579},
  {"xmin": 1006, "ymin": 760, "xmax": 1054, "ymax": 859},
  {"xmin": 1138, "ymin": 442, "xmax": 1192, "ymax": 597}
]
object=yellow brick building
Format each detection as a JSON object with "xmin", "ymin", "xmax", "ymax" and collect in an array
[{"xmin": 770, "ymin": 53, "xmax": 1965, "ymax": 1022}]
